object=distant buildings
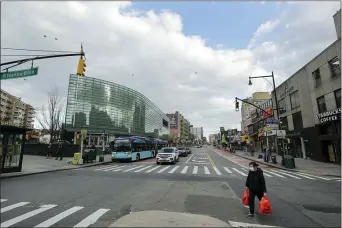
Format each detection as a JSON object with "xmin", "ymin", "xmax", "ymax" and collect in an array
[
  {"xmin": 208, "ymin": 134, "xmax": 218, "ymax": 144},
  {"xmin": 0, "ymin": 89, "xmax": 35, "ymax": 129},
  {"xmin": 240, "ymin": 92, "xmax": 270, "ymax": 135},
  {"xmin": 166, "ymin": 111, "xmax": 191, "ymax": 142},
  {"xmin": 190, "ymin": 127, "xmax": 203, "ymax": 140}
]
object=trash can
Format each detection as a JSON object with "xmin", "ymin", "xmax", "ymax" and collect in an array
[
  {"xmin": 284, "ymin": 155, "xmax": 295, "ymax": 169},
  {"xmin": 271, "ymin": 155, "xmax": 277, "ymax": 164}
]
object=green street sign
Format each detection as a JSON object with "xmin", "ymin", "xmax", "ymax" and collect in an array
[{"xmin": 1, "ymin": 67, "xmax": 39, "ymax": 80}]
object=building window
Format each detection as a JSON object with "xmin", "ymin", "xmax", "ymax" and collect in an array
[
  {"xmin": 278, "ymin": 99, "xmax": 286, "ymax": 114},
  {"xmin": 329, "ymin": 56, "xmax": 340, "ymax": 78},
  {"xmin": 312, "ymin": 69, "xmax": 321, "ymax": 88},
  {"xmin": 335, "ymin": 89, "xmax": 341, "ymax": 109},
  {"xmin": 290, "ymin": 91, "xmax": 300, "ymax": 110},
  {"xmin": 317, "ymin": 96, "xmax": 327, "ymax": 113}
]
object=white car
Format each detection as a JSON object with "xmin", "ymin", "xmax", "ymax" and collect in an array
[{"xmin": 156, "ymin": 147, "xmax": 179, "ymax": 165}]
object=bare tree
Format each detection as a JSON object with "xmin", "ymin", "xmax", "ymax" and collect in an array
[{"xmin": 36, "ymin": 87, "xmax": 64, "ymax": 143}]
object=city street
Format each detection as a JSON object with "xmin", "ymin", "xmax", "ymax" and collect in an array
[{"xmin": 1, "ymin": 146, "xmax": 340, "ymax": 227}]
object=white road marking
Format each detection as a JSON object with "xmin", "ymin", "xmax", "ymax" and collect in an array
[
  {"xmin": 34, "ymin": 206, "xmax": 83, "ymax": 227},
  {"xmin": 1, "ymin": 202, "xmax": 30, "ymax": 213},
  {"xmin": 181, "ymin": 166, "xmax": 189, "ymax": 174},
  {"xmin": 0, "ymin": 204, "xmax": 57, "ymax": 228},
  {"xmin": 123, "ymin": 165, "xmax": 144, "ymax": 172},
  {"xmin": 204, "ymin": 166, "xmax": 210, "ymax": 175},
  {"xmin": 1, "ymin": 199, "xmax": 8, "ymax": 203},
  {"xmin": 112, "ymin": 165, "xmax": 126, "ymax": 171},
  {"xmin": 232, "ymin": 168, "xmax": 247, "ymax": 176},
  {"xmin": 337, "ymin": 179, "xmax": 341, "ymax": 182},
  {"xmin": 262, "ymin": 172, "xmax": 272, "ymax": 177},
  {"xmin": 272, "ymin": 170, "xmax": 301, "ymax": 179},
  {"xmin": 224, "ymin": 167, "xmax": 232, "ymax": 174},
  {"xmin": 134, "ymin": 165, "xmax": 153, "ymax": 172},
  {"xmin": 112, "ymin": 168, "xmax": 124, "ymax": 172},
  {"xmin": 168, "ymin": 166, "xmax": 180, "ymax": 173},
  {"xmin": 74, "ymin": 208, "xmax": 110, "ymax": 227},
  {"xmin": 94, "ymin": 165, "xmax": 118, "ymax": 171},
  {"xmin": 264, "ymin": 170, "xmax": 286, "ymax": 178},
  {"xmin": 213, "ymin": 167, "xmax": 222, "ymax": 175},
  {"xmin": 280, "ymin": 170, "xmax": 316, "ymax": 180},
  {"xmin": 294, "ymin": 172, "xmax": 331, "ymax": 180},
  {"xmin": 102, "ymin": 166, "xmax": 122, "ymax": 171},
  {"xmin": 185, "ymin": 153, "xmax": 195, "ymax": 163},
  {"xmin": 193, "ymin": 166, "xmax": 198, "ymax": 174},
  {"xmin": 145, "ymin": 166, "xmax": 161, "ymax": 173},
  {"xmin": 157, "ymin": 165, "xmax": 171, "ymax": 173},
  {"xmin": 229, "ymin": 221, "xmax": 278, "ymax": 227}
]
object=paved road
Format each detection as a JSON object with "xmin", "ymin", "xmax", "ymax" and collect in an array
[{"xmin": 1, "ymin": 146, "xmax": 340, "ymax": 227}]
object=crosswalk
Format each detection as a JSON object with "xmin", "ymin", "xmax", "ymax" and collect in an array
[
  {"xmin": 88, "ymin": 164, "xmax": 341, "ymax": 181},
  {"xmin": 0, "ymin": 199, "xmax": 110, "ymax": 227}
]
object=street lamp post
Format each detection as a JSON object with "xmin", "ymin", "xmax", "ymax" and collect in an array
[{"xmin": 248, "ymin": 72, "xmax": 284, "ymax": 165}]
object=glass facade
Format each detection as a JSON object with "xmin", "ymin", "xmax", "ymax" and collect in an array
[{"xmin": 65, "ymin": 75, "xmax": 170, "ymax": 137}]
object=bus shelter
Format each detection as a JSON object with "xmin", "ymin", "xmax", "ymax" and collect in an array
[{"xmin": 0, "ymin": 125, "xmax": 30, "ymax": 174}]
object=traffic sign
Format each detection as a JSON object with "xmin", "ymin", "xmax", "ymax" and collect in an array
[{"xmin": 1, "ymin": 67, "xmax": 39, "ymax": 80}]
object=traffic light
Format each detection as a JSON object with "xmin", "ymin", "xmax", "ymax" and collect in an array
[
  {"xmin": 235, "ymin": 99, "xmax": 239, "ymax": 112},
  {"xmin": 77, "ymin": 57, "xmax": 86, "ymax": 76}
]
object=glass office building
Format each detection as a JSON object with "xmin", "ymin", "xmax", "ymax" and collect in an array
[{"xmin": 65, "ymin": 74, "xmax": 170, "ymax": 146}]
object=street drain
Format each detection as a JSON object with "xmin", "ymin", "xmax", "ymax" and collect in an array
[{"xmin": 302, "ymin": 205, "xmax": 341, "ymax": 213}]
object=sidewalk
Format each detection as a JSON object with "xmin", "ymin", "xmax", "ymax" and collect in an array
[
  {"xmin": 0, "ymin": 154, "xmax": 112, "ymax": 179},
  {"xmin": 232, "ymin": 150, "xmax": 341, "ymax": 177}
]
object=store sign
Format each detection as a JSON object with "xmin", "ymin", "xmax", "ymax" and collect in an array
[
  {"xmin": 317, "ymin": 108, "xmax": 341, "ymax": 123},
  {"xmin": 263, "ymin": 107, "xmax": 273, "ymax": 118}
]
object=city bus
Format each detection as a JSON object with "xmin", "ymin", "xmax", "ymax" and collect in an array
[{"xmin": 111, "ymin": 136, "xmax": 167, "ymax": 162}]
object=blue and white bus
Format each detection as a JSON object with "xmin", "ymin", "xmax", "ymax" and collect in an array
[{"xmin": 111, "ymin": 136, "xmax": 167, "ymax": 162}]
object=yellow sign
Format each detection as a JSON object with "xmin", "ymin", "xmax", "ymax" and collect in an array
[
  {"xmin": 72, "ymin": 153, "xmax": 81, "ymax": 165},
  {"xmin": 81, "ymin": 129, "xmax": 87, "ymax": 137}
]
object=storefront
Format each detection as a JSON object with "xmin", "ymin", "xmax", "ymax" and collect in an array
[
  {"xmin": 316, "ymin": 108, "xmax": 341, "ymax": 164},
  {"xmin": 0, "ymin": 124, "xmax": 30, "ymax": 173}
]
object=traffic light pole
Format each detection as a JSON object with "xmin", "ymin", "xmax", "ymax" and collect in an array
[
  {"xmin": 1, "ymin": 52, "xmax": 84, "ymax": 67},
  {"xmin": 235, "ymin": 97, "xmax": 273, "ymax": 116}
]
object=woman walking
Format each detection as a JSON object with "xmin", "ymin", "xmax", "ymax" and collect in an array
[{"xmin": 245, "ymin": 162, "xmax": 267, "ymax": 218}]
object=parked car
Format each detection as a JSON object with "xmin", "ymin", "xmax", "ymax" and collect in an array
[
  {"xmin": 156, "ymin": 147, "xmax": 179, "ymax": 164},
  {"xmin": 177, "ymin": 147, "xmax": 188, "ymax": 157},
  {"xmin": 197, "ymin": 144, "xmax": 202, "ymax": 148},
  {"xmin": 186, "ymin": 147, "xmax": 191, "ymax": 154}
]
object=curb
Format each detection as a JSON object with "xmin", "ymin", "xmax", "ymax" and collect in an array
[
  {"xmin": 212, "ymin": 148, "xmax": 301, "ymax": 173},
  {"xmin": 231, "ymin": 152, "xmax": 301, "ymax": 173},
  {"xmin": 0, "ymin": 161, "xmax": 112, "ymax": 180}
]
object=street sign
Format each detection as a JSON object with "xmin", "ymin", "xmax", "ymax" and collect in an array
[
  {"xmin": 266, "ymin": 118, "xmax": 278, "ymax": 124},
  {"xmin": 0, "ymin": 67, "xmax": 39, "ymax": 80},
  {"xmin": 277, "ymin": 130, "xmax": 286, "ymax": 137},
  {"xmin": 81, "ymin": 128, "xmax": 87, "ymax": 137},
  {"xmin": 266, "ymin": 124, "xmax": 279, "ymax": 129}
]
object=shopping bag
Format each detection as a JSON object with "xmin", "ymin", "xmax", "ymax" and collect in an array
[
  {"xmin": 242, "ymin": 189, "xmax": 249, "ymax": 206},
  {"xmin": 259, "ymin": 196, "xmax": 272, "ymax": 215}
]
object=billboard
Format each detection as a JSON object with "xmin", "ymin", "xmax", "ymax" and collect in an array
[{"xmin": 167, "ymin": 114, "xmax": 178, "ymax": 129}]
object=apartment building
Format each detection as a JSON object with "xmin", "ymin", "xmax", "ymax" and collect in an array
[
  {"xmin": 166, "ymin": 111, "xmax": 191, "ymax": 140},
  {"xmin": 190, "ymin": 127, "xmax": 203, "ymax": 140},
  {"xmin": 271, "ymin": 10, "xmax": 341, "ymax": 163},
  {"xmin": 0, "ymin": 89, "xmax": 35, "ymax": 128},
  {"xmin": 241, "ymin": 92, "xmax": 270, "ymax": 134}
]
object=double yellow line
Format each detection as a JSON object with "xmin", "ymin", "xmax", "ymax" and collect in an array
[{"xmin": 205, "ymin": 152, "xmax": 217, "ymax": 167}]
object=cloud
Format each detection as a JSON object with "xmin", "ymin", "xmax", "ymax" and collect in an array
[{"xmin": 1, "ymin": 1, "xmax": 340, "ymax": 137}]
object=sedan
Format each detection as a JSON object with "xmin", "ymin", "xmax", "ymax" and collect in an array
[{"xmin": 177, "ymin": 147, "xmax": 188, "ymax": 157}]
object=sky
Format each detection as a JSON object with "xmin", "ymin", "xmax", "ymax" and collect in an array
[{"xmin": 1, "ymin": 1, "xmax": 340, "ymax": 138}]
